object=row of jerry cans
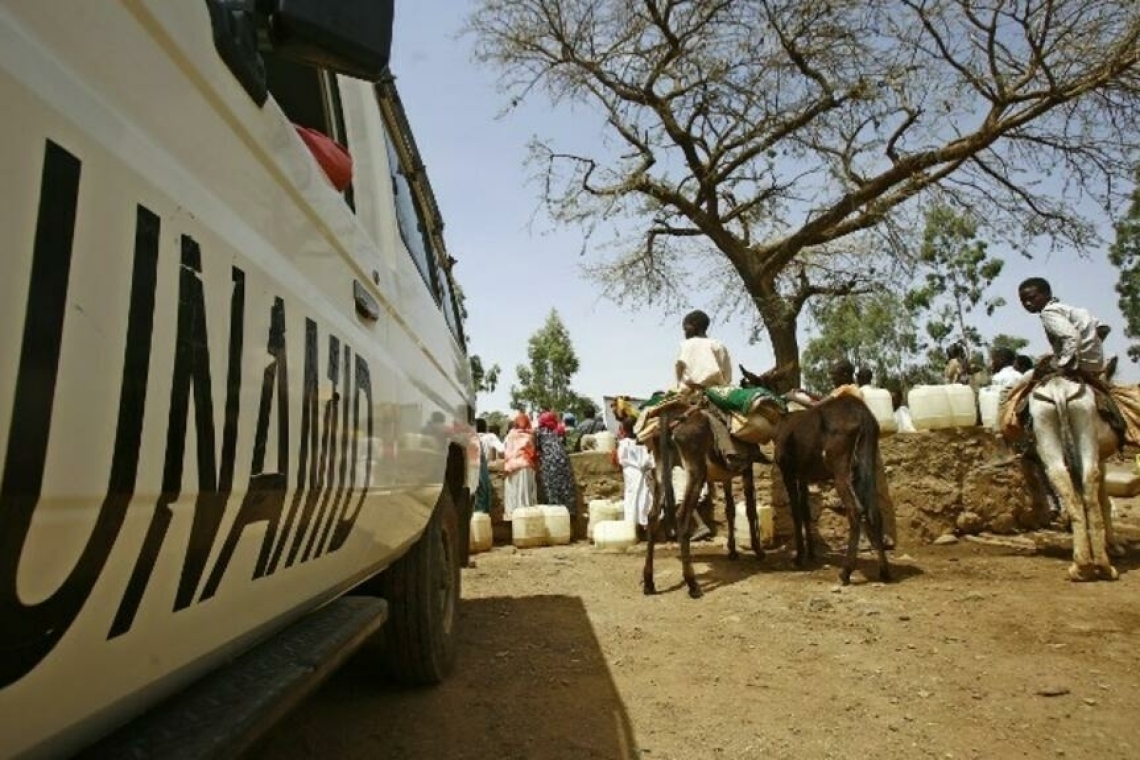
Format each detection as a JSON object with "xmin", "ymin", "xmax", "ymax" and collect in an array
[
  {"xmin": 468, "ymin": 506, "xmax": 574, "ymax": 554},
  {"xmin": 504, "ymin": 501, "xmax": 637, "ymax": 550},
  {"xmin": 588, "ymin": 500, "xmax": 638, "ymax": 550},
  {"xmin": 860, "ymin": 384, "xmax": 976, "ymax": 432},
  {"xmin": 863, "ymin": 384, "xmax": 1005, "ymax": 432},
  {"xmin": 909, "ymin": 384, "xmax": 1009, "ymax": 430}
]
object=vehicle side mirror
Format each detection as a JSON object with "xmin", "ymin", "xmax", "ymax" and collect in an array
[{"xmin": 261, "ymin": 0, "xmax": 395, "ymax": 81}]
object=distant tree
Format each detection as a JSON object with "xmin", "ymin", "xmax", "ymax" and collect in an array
[
  {"xmin": 990, "ymin": 333, "xmax": 1030, "ymax": 355},
  {"xmin": 1109, "ymin": 165, "xmax": 1140, "ymax": 362},
  {"xmin": 509, "ymin": 310, "xmax": 586, "ymax": 413},
  {"xmin": 906, "ymin": 206, "xmax": 1005, "ymax": 360},
  {"xmin": 470, "ymin": 354, "xmax": 501, "ymax": 395},
  {"xmin": 802, "ymin": 290, "xmax": 922, "ymax": 394},
  {"xmin": 483, "ymin": 410, "xmax": 512, "ymax": 437},
  {"xmin": 469, "ymin": 0, "xmax": 1140, "ymax": 385}
]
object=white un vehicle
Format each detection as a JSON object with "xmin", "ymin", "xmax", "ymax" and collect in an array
[{"xmin": 0, "ymin": 2, "xmax": 477, "ymax": 757}]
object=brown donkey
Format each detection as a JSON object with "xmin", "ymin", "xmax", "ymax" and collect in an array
[
  {"xmin": 612, "ymin": 396, "xmax": 765, "ymax": 599},
  {"xmin": 740, "ymin": 368, "xmax": 891, "ymax": 585}
]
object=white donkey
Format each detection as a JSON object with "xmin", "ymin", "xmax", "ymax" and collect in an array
[{"xmin": 1029, "ymin": 375, "xmax": 1120, "ymax": 581}]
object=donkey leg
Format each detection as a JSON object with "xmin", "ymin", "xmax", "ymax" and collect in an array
[
  {"xmin": 864, "ymin": 508, "xmax": 892, "ymax": 583},
  {"xmin": 1043, "ymin": 463, "xmax": 1096, "ymax": 582},
  {"xmin": 678, "ymin": 477, "xmax": 703, "ymax": 599},
  {"xmin": 643, "ymin": 469, "xmax": 664, "ymax": 595},
  {"xmin": 798, "ymin": 479, "xmax": 814, "ymax": 565},
  {"xmin": 742, "ymin": 467, "xmax": 764, "ymax": 561},
  {"xmin": 1083, "ymin": 462, "xmax": 1118, "ymax": 581},
  {"xmin": 781, "ymin": 467, "xmax": 806, "ymax": 568},
  {"xmin": 861, "ymin": 457, "xmax": 891, "ymax": 582},
  {"xmin": 834, "ymin": 475, "xmax": 863, "ymax": 586}
]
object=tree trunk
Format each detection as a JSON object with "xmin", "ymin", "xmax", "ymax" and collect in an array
[
  {"xmin": 751, "ymin": 282, "xmax": 802, "ymax": 389},
  {"xmin": 765, "ymin": 314, "xmax": 801, "ymax": 389}
]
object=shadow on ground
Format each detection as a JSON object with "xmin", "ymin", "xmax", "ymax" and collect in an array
[{"xmin": 246, "ymin": 595, "xmax": 637, "ymax": 760}]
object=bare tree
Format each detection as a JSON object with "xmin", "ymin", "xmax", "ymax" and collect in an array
[{"xmin": 468, "ymin": 0, "xmax": 1140, "ymax": 381}]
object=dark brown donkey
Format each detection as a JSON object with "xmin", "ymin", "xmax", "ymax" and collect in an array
[
  {"xmin": 611, "ymin": 396, "xmax": 765, "ymax": 599},
  {"xmin": 740, "ymin": 368, "xmax": 891, "ymax": 585}
]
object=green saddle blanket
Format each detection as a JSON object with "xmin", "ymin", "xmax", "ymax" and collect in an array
[
  {"xmin": 639, "ymin": 386, "xmax": 787, "ymax": 417},
  {"xmin": 703, "ymin": 385, "xmax": 787, "ymax": 416}
]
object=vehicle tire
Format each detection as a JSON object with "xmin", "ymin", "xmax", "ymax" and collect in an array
[{"xmin": 376, "ymin": 486, "xmax": 461, "ymax": 685}]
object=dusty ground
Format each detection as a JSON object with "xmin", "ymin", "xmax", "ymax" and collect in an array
[{"xmin": 249, "ymin": 431, "xmax": 1140, "ymax": 760}]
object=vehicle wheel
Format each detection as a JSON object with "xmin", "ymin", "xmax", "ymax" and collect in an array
[{"xmin": 377, "ymin": 486, "xmax": 461, "ymax": 685}]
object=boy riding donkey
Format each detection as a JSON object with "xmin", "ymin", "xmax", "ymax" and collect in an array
[
  {"xmin": 1003, "ymin": 277, "xmax": 1140, "ymax": 538},
  {"xmin": 669, "ymin": 310, "xmax": 746, "ymax": 539},
  {"xmin": 620, "ymin": 310, "xmax": 775, "ymax": 542}
]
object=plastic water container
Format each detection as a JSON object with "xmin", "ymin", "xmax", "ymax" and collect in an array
[
  {"xmin": 593, "ymin": 431, "xmax": 617, "ymax": 452},
  {"xmin": 861, "ymin": 387, "xmax": 897, "ymax": 434},
  {"xmin": 1106, "ymin": 466, "xmax": 1140, "ymax": 497},
  {"xmin": 732, "ymin": 505, "xmax": 774, "ymax": 550},
  {"xmin": 978, "ymin": 386, "xmax": 1003, "ymax": 429},
  {"xmin": 469, "ymin": 512, "xmax": 492, "ymax": 554},
  {"xmin": 908, "ymin": 385, "xmax": 952, "ymax": 430},
  {"xmin": 540, "ymin": 505, "xmax": 572, "ymax": 545},
  {"xmin": 587, "ymin": 499, "xmax": 623, "ymax": 540},
  {"xmin": 945, "ymin": 384, "xmax": 977, "ymax": 427},
  {"xmin": 593, "ymin": 520, "xmax": 638, "ymax": 550},
  {"xmin": 511, "ymin": 506, "xmax": 547, "ymax": 548}
]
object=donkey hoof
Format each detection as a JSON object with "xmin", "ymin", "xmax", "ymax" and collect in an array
[
  {"xmin": 1067, "ymin": 563, "xmax": 1097, "ymax": 583},
  {"xmin": 1097, "ymin": 565, "xmax": 1120, "ymax": 581},
  {"xmin": 687, "ymin": 584, "xmax": 704, "ymax": 599},
  {"xmin": 838, "ymin": 570, "xmax": 852, "ymax": 586},
  {"xmin": 1107, "ymin": 542, "xmax": 1127, "ymax": 559},
  {"xmin": 642, "ymin": 580, "xmax": 657, "ymax": 596},
  {"xmin": 753, "ymin": 548, "xmax": 765, "ymax": 562},
  {"xmin": 728, "ymin": 549, "xmax": 740, "ymax": 562}
]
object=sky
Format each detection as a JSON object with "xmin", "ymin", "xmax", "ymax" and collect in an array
[{"xmin": 387, "ymin": 2, "xmax": 1136, "ymax": 414}]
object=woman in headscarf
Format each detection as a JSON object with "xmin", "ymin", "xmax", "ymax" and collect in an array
[
  {"xmin": 535, "ymin": 410, "xmax": 579, "ymax": 520},
  {"xmin": 502, "ymin": 411, "xmax": 537, "ymax": 519}
]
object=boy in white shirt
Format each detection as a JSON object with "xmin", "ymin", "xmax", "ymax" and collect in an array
[
  {"xmin": 673, "ymin": 309, "xmax": 746, "ymax": 479},
  {"xmin": 676, "ymin": 310, "xmax": 732, "ymax": 390}
]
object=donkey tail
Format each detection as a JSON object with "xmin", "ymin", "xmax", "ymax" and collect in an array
[
  {"xmin": 1053, "ymin": 384, "xmax": 1083, "ymax": 490},
  {"xmin": 853, "ymin": 414, "xmax": 882, "ymax": 536}
]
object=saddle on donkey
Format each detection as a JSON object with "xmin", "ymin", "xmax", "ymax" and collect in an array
[
  {"xmin": 1000, "ymin": 364, "xmax": 1137, "ymax": 449},
  {"xmin": 629, "ymin": 385, "xmax": 787, "ymax": 475}
]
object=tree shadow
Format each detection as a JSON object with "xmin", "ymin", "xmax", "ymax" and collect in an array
[{"xmin": 247, "ymin": 595, "xmax": 639, "ymax": 760}]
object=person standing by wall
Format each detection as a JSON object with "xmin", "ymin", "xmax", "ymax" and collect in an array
[
  {"xmin": 473, "ymin": 418, "xmax": 504, "ymax": 515},
  {"xmin": 989, "ymin": 347, "xmax": 1024, "ymax": 389},
  {"xmin": 615, "ymin": 416, "xmax": 654, "ymax": 529},
  {"xmin": 573, "ymin": 405, "xmax": 608, "ymax": 452},
  {"xmin": 535, "ymin": 410, "xmax": 580, "ymax": 523},
  {"xmin": 943, "ymin": 343, "xmax": 975, "ymax": 385},
  {"xmin": 502, "ymin": 412, "xmax": 537, "ymax": 519}
]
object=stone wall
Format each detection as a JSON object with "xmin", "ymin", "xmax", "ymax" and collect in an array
[{"xmin": 487, "ymin": 428, "xmax": 1052, "ymax": 547}]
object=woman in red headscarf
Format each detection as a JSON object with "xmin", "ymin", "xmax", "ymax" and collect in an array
[
  {"xmin": 534, "ymin": 410, "xmax": 578, "ymax": 521},
  {"xmin": 502, "ymin": 411, "xmax": 537, "ymax": 518}
]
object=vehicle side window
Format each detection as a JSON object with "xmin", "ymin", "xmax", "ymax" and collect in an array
[
  {"xmin": 384, "ymin": 130, "xmax": 439, "ymax": 299},
  {"xmin": 264, "ymin": 56, "xmax": 355, "ymax": 208},
  {"xmin": 438, "ymin": 268, "xmax": 462, "ymax": 340}
]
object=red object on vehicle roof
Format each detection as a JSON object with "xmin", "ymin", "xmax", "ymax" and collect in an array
[{"xmin": 295, "ymin": 125, "xmax": 353, "ymax": 192}]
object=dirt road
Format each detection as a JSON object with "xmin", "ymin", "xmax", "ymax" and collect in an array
[{"xmin": 249, "ymin": 518, "xmax": 1140, "ymax": 760}]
